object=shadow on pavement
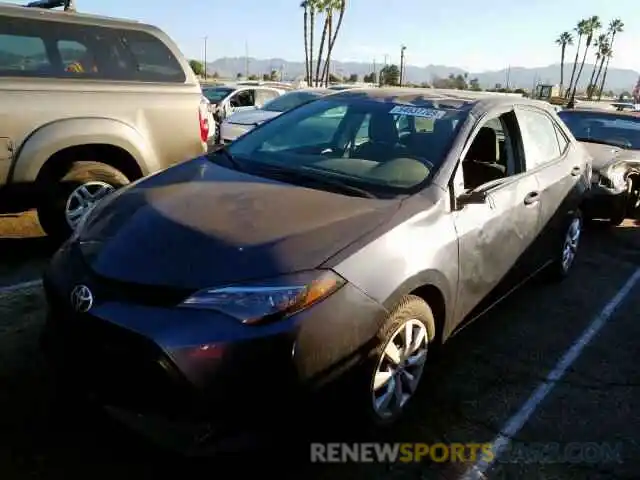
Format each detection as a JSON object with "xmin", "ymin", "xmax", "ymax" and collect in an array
[{"xmin": 0, "ymin": 236, "xmax": 59, "ymax": 287}]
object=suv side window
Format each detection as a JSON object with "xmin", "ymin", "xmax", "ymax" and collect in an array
[
  {"xmin": 118, "ymin": 29, "xmax": 185, "ymax": 83},
  {"xmin": 516, "ymin": 108, "xmax": 562, "ymax": 169},
  {"xmin": 0, "ymin": 30, "xmax": 50, "ymax": 73},
  {"xmin": 0, "ymin": 16, "xmax": 185, "ymax": 83}
]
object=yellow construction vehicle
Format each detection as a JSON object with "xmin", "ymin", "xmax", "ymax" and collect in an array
[{"xmin": 532, "ymin": 84, "xmax": 567, "ymax": 106}]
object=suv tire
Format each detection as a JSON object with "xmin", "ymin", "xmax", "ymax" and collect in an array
[{"xmin": 38, "ymin": 161, "xmax": 129, "ymax": 241}]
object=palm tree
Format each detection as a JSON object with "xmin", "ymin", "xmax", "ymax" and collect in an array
[
  {"xmin": 570, "ymin": 15, "xmax": 601, "ymax": 101},
  {"xmin": 555, "ymin": 31, "xmax": 573, "ymax": 97},
  {"xmin": 566, "ymin": 20, "xmax": 588, "ymax": 98},
  {"xmin": 301, "ymin": 1, "xmax": 310, "ymax": 84},
  {"xmin": 598, "ymin": 18, "xmax": 624, "ymax": 101},
  {"xmin": 314, "ymin": 0, "xmax": 330, "ymax": 86},
  {"xmin": 309, "ymin": 0, "xmax": 317, "ymax": 86},
  {"xmin": 587, "ymin": 33, "xmax": 607, "ymax": 98},
  {"xmin": 323, "ymin": 6, "xmax": 333, "ymax": 86},
  {"xmin": 591, "ymin": 42, "xmax": 611, "ymax": 99},
  {"xmin": 322, "ymin": 0, "xmax": 346, "ymax": 86}
]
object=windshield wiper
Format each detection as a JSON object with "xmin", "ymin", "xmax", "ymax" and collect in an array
[
  {"xmin": 249, "ymin": 164, "xmax": 378, "ymax": 199},
  {"xmin": 208, "ymin": 146, "xmax": 245, "ymax": 171}
]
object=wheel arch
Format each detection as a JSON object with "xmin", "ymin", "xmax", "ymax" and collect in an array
[{"xmin": 382, "ymin": 269, "xmax": 453, "ymax": 345}]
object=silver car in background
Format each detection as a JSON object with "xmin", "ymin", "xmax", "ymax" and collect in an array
[{"xmin": 220, "ymin": 88, "xmax": 332, "ymax": 143}]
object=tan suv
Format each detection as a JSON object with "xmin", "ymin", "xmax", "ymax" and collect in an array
[{"xmin": 0, "ymin": 2, "xmax": 207, "ymax": 239}]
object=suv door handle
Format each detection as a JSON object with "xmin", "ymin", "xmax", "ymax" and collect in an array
[
  {"xmin": 523, "ymin": 191, "xmax": 540, "ymax": 205},
  {"xmin": 571, "ymin": 166, "xmax": 581, "ymax": 176}
]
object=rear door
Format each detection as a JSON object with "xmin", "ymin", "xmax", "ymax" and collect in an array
[{"xmin": 515, "ymin": 106, "xmax": 585, "ymax": 266}]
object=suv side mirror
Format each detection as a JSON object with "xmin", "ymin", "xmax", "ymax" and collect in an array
[{"xmin": 456, "ymin": 189, "xmax": 488, "ymax": 208}]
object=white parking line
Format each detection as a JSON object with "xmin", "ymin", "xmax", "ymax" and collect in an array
[
  {"xmin": 0, "ymin": 279, "xmax": 42, "ymax": 295},
  {"xmin": 461, "ymin": 267, "xmax": 640, "ymax": 480}
]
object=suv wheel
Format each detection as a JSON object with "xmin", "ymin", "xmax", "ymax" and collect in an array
[
  {"xmin": 546, "ymin": 209, "xmax": 582, "ymax": 281},
  {"xmin": 362, "ymin": 295, "xmax": 435, "ymax": 427},
  {"xmin": 38, "ymin": 161, "xmax": 129, "ymax": 240}
]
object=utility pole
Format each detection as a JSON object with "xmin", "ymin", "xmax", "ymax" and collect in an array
[
  {"xmin": 399, "ymin": 45, "xmax": 406, "ymax": 87},
  {"xmin": 203, "ymin": 36, "xmax": 208, "ymax": 81},
  {"xmin": 373, "ymin": 58, "xmax": 376, "ymax": 86},
  {"xmin": 244, "ymin": 41, "xmax": 249, "ymax": 79},
  {"xmin": 505, "ymin": 65, "xmax": 511, "ymax": 90}
]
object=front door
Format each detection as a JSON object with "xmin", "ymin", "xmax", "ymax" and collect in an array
[{"xmin": 451, "ymin": 109, "xmax": 542, "ymax": 323}]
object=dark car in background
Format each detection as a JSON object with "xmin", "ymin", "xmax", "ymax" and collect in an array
[
  {"xmin": 558, "ymin": 108, "xmax": 640, "ymax": 225},
  {"xmin": 42, "ymin": 89, "xmax": 589, "ymax": 453},
  {"xmin": 219, "ymin": 88, "xmax": 332, "ymax": 143}
]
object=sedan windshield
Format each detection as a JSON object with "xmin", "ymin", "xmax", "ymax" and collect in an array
[
  {"xmin": 262, "ymin": 91, "xmax": 326, "ymax": 113},
  {"xmin": 225, "ymin": 96, "xmax": 469, "ymax": 196},
  {"xmin": 202, "ymin": 87, "xmax": 234, "ymax": 103},
  {"xmin": 558, "ymin": 110, "xmax": 640, "ymax": 150}
]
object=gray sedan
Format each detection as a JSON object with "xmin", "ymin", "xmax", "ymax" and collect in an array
[{"xmin": 219, "ymin": 88, "xmax": 332, "ymax": 143}]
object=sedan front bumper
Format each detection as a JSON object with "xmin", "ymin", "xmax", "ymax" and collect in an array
[{"xmin": 40, "ymin": 243, "xmax": 388, "ymax": 452}]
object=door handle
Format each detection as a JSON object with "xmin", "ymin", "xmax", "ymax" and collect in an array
[
  {"xmin": 571, "ymin": 166, "xmax": 581, "ymax": 176},
  {"xmin": 523, "ymin": 191, "xmax": 540, "ymax": 205}
]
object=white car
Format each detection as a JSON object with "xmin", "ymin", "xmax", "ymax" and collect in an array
[{"xmin": 220, "ymin": 88, "xmax": 332, "ymax": 143}]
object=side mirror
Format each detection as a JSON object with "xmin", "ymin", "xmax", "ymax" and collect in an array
[{"xmin": 456, "ymin": 189, "xmax": 488, "ymax": 208}]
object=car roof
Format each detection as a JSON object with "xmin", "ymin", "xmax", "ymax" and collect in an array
[
  {"xmin": 0, "ymin": 1, "xmax": 149, "ymax": 28},
  {"xmin": 326, "ymin": 87, "xmax": 554, "ymax": 113}
]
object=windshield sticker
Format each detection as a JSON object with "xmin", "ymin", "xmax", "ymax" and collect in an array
[{"xmin": 389, "ymin": 105, "xmax": 447, "ymax": 119}]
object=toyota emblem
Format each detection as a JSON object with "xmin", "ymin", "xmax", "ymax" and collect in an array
[{"xmin": 70, "ymin": 284, "xmax": 93, "ymax": 313}]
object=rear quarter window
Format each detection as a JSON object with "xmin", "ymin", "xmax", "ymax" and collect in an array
[{"xmin": 0, "ymin": 15, "xmax": 186, "ymax": 83}]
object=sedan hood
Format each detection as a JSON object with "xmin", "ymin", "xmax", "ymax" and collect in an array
[
  {"xmin": 79, "ymin": 157, "xmax": 399, "ymax": 290},
  {"xmin": 226, "ymin": 109, "xmax": 280, "ymax": 126},
  {"xmin": 580, "ymin": 142, "xmax": 640, "ymax": 170}
]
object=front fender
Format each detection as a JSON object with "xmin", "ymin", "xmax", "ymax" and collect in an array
[{"xmin": 12, "ymin": 118, "xmax": 159, "ymax": 183}]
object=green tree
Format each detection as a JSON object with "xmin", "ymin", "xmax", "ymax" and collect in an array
[
  {"xmin": 189, "ymin": 59, "xmax": 204, "ymax": 76},
  {"xmin": 566, "ymin": 19, "xmax": 588, "ymax": 98},
  {"xmin": 570, "ymin": 15, "xmax": 601, "ymax": 100},
  {"xmin": 363, "ymin": 72, "xmax": 375, "ymax": 83},
  {"xmin": 236, "ymin": 72, "xmax": 243, "ymax": 80},
  {"xmin": 347, "ymin": 73, "xmax": 358, "ymax": 83},
  {"xmin": 598, "ymin": 18, "xmax": 624, "ymax": 100},
  {"xmin": 247, "ymin": 74, "xmax": 259, "ymax": 80},
  {"xmin": 555, "ymin": 31, "xmax": 573, "ymax": 96},
  {"xmin": 211, "ymin": 71, "xmax": 219, "ymax": 79},
  {"xmin": 380, "ymin": 64, "xmax": 400, "ymax": 86}
]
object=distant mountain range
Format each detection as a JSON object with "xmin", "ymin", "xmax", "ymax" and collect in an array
[{"xmin": 206, "ymin": 57, "xmax": 640, "ymax": 93}]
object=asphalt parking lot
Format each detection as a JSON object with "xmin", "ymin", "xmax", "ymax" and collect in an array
[{"xmin": 1, "ymin": 211, "xmax": 639, "ymax": 479}]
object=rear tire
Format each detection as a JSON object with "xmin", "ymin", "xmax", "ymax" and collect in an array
[
  {"xmin": 38, "ymin": 161, "xmax": 129, "ymax": 241},
  {"xmin": 545, "ymin": 209, "xmax": 582, "ymax": 282}
]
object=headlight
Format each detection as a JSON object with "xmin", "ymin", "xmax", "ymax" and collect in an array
[
  {"xmin": 606, "ymin": 167, "xmax": 626, "ymax": 187},
  {"xmin": 179, "ymin": 270, "xmax": 346, "ymax": 325}
]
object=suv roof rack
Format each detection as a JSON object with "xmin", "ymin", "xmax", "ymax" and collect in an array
[{"xmin": 24, "ymin": 0, "xmax": 75, "ymax": 11}]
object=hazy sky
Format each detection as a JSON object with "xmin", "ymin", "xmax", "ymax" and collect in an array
[{"xmin": 6, "ymin": 0, "xmax": 639, "ymax": 72}]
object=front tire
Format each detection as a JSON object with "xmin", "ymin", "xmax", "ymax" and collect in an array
[
  {"xmin": 38, "ymin": 161, "xmax": 129, "ymax": 241},
  {"xmin": 361, "ymin": 295, "xmax": 436, "ymax": 427}
]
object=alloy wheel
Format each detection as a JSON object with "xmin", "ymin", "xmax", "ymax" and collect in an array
[
  {"xmin": 561, "ymin": 216, "xmax": 582, "ymax": 272},
  {"xmin": 65, "ymin": 181, "xmax": 115, "ymax": 229},
  {"xmin": 371, "ymin": 319, "xmax": 428, "ymax": 420}
]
